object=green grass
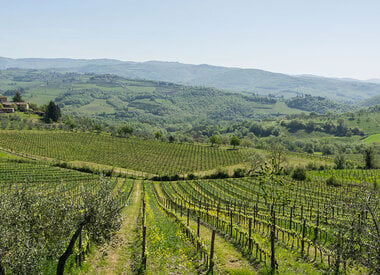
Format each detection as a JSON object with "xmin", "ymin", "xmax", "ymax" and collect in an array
[
  {"xmin": 0, "ymin": 111, "xmax": 41, "ymax": 121},
  {"xmin": 25, "ymin": 87, "xmax": 63, "ymax": 105},
  {"xmin": 343, "ymin": 108, "xmax": 380, "ymax": 135},
  {"xmin": 145, "ymin": 183, "xmax": 198, "ymax": 274},
  {"xmin": 269, "ymin": 101, "xmax": 308, "ymax": 115},
  {"xmin": 83, "ymin": 180, "xmax": 143, "ymax": 274},
  {"xmin": 0, "ymin": 149, "xmax": 23, "ymax": 159},
  {"xmin": 363, "ymin": 133, "xmax": 380, "ymax": 143},
  {"xmin": 77, "ymin": 99, "xmax": 115, "ymax": 115}
]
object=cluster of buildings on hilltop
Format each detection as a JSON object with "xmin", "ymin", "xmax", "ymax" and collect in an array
[{"xmin": 0, "ymin": 96, "xmax": 29, "ymax": 113}]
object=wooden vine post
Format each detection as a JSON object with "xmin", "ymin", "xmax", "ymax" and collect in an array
[
  {"xmin": 301, "ymin": 219, "xmax": 306, "ymax": 258},
  {"xmin": 230, "ymin": 210, "xmax": 233, "ymax": 235},
  {"xmin": 142, "ymin": 187, "xmax": 147, "ymax": 270},
  {"xmin": 197, "ymin": 216, "xmax": 200, "ymax": 237},
  {"xmin": 248, "ymin": 218, "xmax": 252, "ymax": 251},
  {"xmin": 142, "ymin": 225, "xmax": 147, "ymax": 269},
  {"xmin": 209, "ymin": 229, "xmax": 216, "ymax": 274},
  {"xmin": 270, "ymin": 206, "xmax": 276, "ymax": 272},
  {"xmin": 290, "ymin": 206, "xmax": 293, "ymax": 231}
]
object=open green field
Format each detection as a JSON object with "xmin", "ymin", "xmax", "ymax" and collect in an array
[
  {"xmin": 363, "ymin": 133, "xmax": 380, "ymax": 143},
  {"xmin": 342, "ymin": 107, "xmax": 380, "ymax": 135}
]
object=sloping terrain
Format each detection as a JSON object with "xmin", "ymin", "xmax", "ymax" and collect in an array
[
  {"xmin": 0, "ymin": 69, "xmax": 304, "ymax": 128},
  {"xmin": 1, "ymin": 57, "xmax": 380, "ymax": 102}
]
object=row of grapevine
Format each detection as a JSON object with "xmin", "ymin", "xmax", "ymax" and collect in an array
[
  {"xmin": 140, "ymin": 182, "xmax": 210, "ymax": 273},
  {"xmin": 0, "ymin": 130, "xmax": 243, "ymax": 174},
  {"xmin": 151, "ymin": 173, "xmax": 378, "ymax": 273}
]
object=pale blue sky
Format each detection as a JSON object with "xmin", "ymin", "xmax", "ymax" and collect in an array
[{"xmin": 1, "ymin": 0, "xmax": 379, "ymax": 79}]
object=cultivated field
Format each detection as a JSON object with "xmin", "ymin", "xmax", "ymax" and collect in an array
[
  {"xmin": 0, "ymin": 131, "xmax": 243, "ymax": 175},
  {"xmin": 0, "ymin": 133, "xmax": 378, "ymax": 274}
]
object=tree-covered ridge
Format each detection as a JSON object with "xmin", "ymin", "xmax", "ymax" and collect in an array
[
  {"xmin": 285, "ymin": 94, "xmax": 350, "ymax": 113},
  {"xmin": 359, "ymin": 94, "xmax": 380, "ymax": 107},
  {"xmin": 0, "ymin": 69, "xmax": 303, "ymax": 129},
  {"xmin": 1, "ymin": 57, "xmax": 380, "ymax": 102}
]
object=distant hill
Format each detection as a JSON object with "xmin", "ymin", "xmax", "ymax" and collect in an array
[
  {"xmin": 366, "ymin": 79, "xmax": 380, "ymax": 84},
  {"xmin": 359, "ymin": 94, "xmax": 380, "ymax": 107},
  {"xmin": 1, "ymin": 57, "xmax": 380, "ymax": 103},
  {"xmin": 0, "ymin": 69, "xmax": 305, "ymax": 129}
]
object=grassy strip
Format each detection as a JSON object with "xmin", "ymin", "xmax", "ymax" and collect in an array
[
  {"xmin": 74, "ymin": 180, "xmax": 138, "ymax": 274},
  {"xmin": 144, "ymin": 182, "xmax": 199, "ymax": 274}
]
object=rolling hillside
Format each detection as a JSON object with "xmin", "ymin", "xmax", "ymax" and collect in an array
[
  {"xmin": 1, "ymin": 57, "xmax": 380, "ymax": 103},
  {"xmin": 359, "ymin": 94, "xmax": 380, "ymax": 107},
  {"xmin": 0, "ymin": 69, "xmax": 305, "ymax": 129}
]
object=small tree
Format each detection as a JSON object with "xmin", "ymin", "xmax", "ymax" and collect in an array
[
  {"xmin": 230, "ymin": 136, "xmax": 241, "ymax": 149},
  {"xmin": 209, "ymin": 135, "xmax": 220, "ymax": 147},
  {"xmin": 233, "ymin": 168, "xmax": 246, "ymax": 178},
  {"xmin": 168, "ymin": 135, "xmax": 175, "ymax": 143},
  {"xmin": 57, "ymin": 178, "xmax": 123, "ymax": 274},
  {"xmin": 326, "ymin": 175, "xmax": 340, "ymax": 186},
  {"xmin": 363, "ymin": 146, "xmax": 376, "ymax": 169},
  {"xmin": 245, "ymin": 151, "xmax": 266, "ymax": 174},
  {"xmin": 93, "ymin": 124, "xmax": 102, "ymax": 133},
  {"xmin": 154, "ymin": 131, "xmax": 162, "ymax": 140},
  {"xmin": 12, "ymin": 91, "xmax": 23, "ymax": 102},
  {"xmin": 270, "ymin": 143, "xmax": 286, "ymax": 173},
  {"xmin": 44, "ymin": 101, "xmax": 61, "ymax": 123},
  {"xmin": 322, "ymin": 144, "xmax": 335, "ymax": 155},
  {"xmin": 117, "ymin": 124, "xmax": 134, "ymax": 137},
  {"xmin": 334, "ymin": 154, "xmax": 346, "ymax": 169},
  {"xmin": 292, "ymin": 166, "xmax": 307, "ymax": 181}
]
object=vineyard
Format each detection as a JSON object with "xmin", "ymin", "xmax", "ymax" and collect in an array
[
  {"xmin": 0, "ymin": 132, "xmax": 378, "ymax": 274},
  {"xmin": 0, "ymin": 131, "xmax": 243, "ymax": 175},
  {"xmin": 140, "ymin": 170, "xmax": 379, "ymax": 274},
  {"xmin": 0, "ymin": 159, "xmax": 95, "ymax": 184},
  {"xmin": 2, "ymin": 3, "xmax": 380, "ymax": 274}
]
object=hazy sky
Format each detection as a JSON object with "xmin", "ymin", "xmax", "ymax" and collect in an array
[{"xmin": 1, "ymin": 0, "xmax": 380, "ymax": 79}]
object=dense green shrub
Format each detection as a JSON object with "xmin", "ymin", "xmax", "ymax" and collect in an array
[
  {"xmin": 326, "ymin": 175, "xmax": 340, "ymax": 186},
  {"xmin": 306, "ymin": 162, "xmax": 318, "ymax": 170},
  {"xmin": 334, "ymin": 154, "xmax": 346, "ymax": 169},
  {"xmin": 205, "ymin": 169, "xmax": 229, "ymax": 179},
  {"xmin": 233, "ymin": 168, "xmax": 246, "ymax": 178},
  {"xmin": 292, "ymin": 166, "xmax": 307, "ymax": 181},
  {"xmin": 187, "ymin": 173, "xmax": 197, "ymax": 180}
]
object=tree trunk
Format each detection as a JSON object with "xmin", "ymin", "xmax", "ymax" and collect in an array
[
  {"xmin": 57, "ymin": 223, "xmax": 84, "ymax": 275},
  {"xmin": 0, "ymin": 262, "xmax": 5, "ymax": 275}
]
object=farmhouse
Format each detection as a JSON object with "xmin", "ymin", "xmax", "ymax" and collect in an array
[
  {"xmin": 0, "ymin": 95, "xmax": 29, "ymax": 113},
  {"xmin": 0, "ymin": 108, "xmax": 15, "ymax": 113},
  {"xmin": 0, "ymin": 96, "xmax": 7, "ymax": 103}
]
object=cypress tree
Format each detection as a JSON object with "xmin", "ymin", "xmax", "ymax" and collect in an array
[{"xmin": 44, "ymin": 101, "xmax": 61, "ymax": 123}]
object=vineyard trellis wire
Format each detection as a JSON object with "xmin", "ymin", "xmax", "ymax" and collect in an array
[{"xmin": 150, "ymin": 171, "xmax": 378, "ymax": 274}]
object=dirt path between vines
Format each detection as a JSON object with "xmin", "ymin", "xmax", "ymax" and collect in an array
[
  {"xmin": 83, "ymin": 180, "xmax": 142, "ymax": 274},
  {"xmin": 154, "ymin": 182, "xmax": 257, "ymax": 274}
]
